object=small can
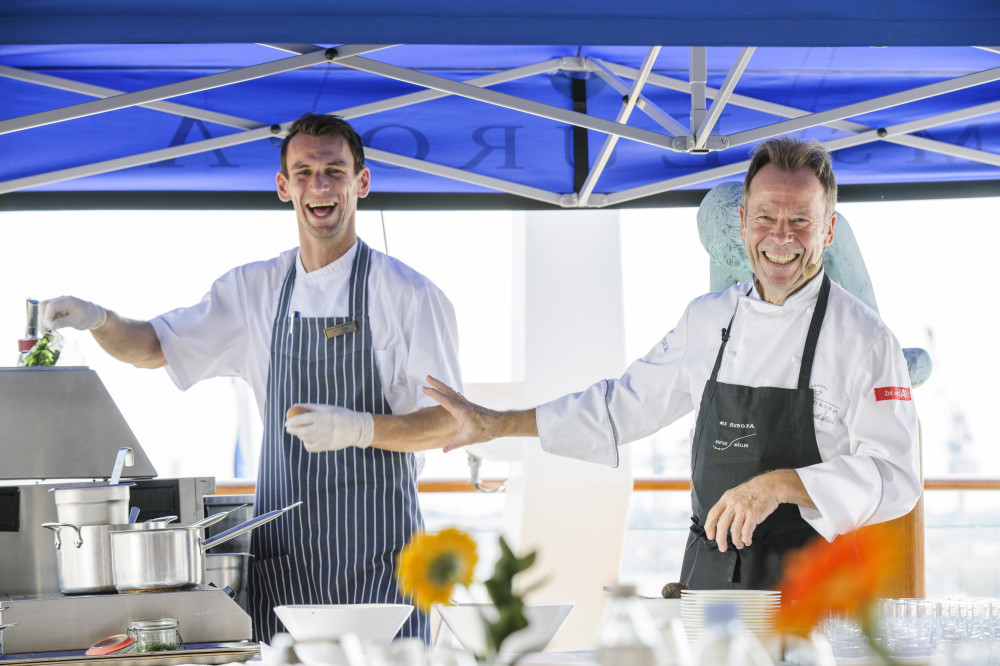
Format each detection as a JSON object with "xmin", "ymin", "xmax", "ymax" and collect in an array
[{"xmin": 127, "ymin": 618, "xmax": 183, "ymax": 652}]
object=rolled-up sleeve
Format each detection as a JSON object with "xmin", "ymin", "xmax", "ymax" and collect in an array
[
  {"xmin": 537, "ymin": 305, "xmax": 697, "ymax": 467},
  {"xmin": 797, "ymin": 335, "xmax": 922, "ymax": 540}
]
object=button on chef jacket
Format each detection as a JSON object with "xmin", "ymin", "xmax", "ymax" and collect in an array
[
  {"xmin": 151, "ymin": 242, "xmax": 463, "ymax": 432},
  {"xmin": 536, "ymin": 270, "xmax": 921, "ymax": 541}
]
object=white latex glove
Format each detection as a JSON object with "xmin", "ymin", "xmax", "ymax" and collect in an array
[
  {"xmin": 284, "ymin": 403, "xmax": 374, "ymax": 452},
  {"xmin": 39, "ymin": 296, "xmax": 107, "ymax": 332}
]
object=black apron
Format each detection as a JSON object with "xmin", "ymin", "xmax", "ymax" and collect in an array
[
  {"xmin": 248, "ymin": 241, "xmax": 427, "ymax": 644},
  {"xmin": 679, "ymin": 274, "xmax": 830, "ymax": 590}
]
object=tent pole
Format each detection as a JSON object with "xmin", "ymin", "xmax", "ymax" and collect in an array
[
  {"xmin": 571, "ymin": 77, "xmax": 590, "ymax": 193},
  {"xmin": 578, "ymin": 47, "xmax": 660, "ymax": 206},
  {"xmin": 689, "ymin": 46, "xmax": 707, "ymax": 146},
  {"xmin": 589, "ymin": 58, "xmax": 689, "ymax": 136},
  {"xmin": 726, "ymin": 66, "xmax": 1000, "ymax": 147},
  {"xmin": 693, "ymin": 47, "xmax": 754, "ymax": 150}
]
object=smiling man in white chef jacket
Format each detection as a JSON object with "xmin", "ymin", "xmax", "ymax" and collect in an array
[
  {"xmin": 409, "ymin": 136, "xmax": 921, "ymax": 590},
  {"xmin": 38, "ymin": 113, "xmax": 462, "ymax": 643}
]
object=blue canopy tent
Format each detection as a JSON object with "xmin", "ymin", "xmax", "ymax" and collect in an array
[{"xmin": 1, "ymin": 0, "xmax": 998, "ymax": 210}]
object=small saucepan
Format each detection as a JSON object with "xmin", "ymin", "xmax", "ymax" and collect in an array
[
  {"xmin": 109, "ymin": 501, "xmax": 301, "ymax": 593},
  {"xmin": 40, "ymin": 517, "xmax": 179, "ymax": 595}
]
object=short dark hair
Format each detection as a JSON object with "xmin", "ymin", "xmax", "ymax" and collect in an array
[
  {"xmin": 280, "ymin": 113, "xmax": 366, "ymax": 176},
  {"xmin": 743, "ymin": 137, "xmax": 837, "ymax": 217}
]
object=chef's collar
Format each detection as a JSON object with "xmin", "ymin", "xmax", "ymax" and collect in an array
[
  {"xmin": 296, "ymin": 239, "xmax": 360, "ymax": 284},
  {"xmin": 747, "ymin": 266, "xmax": 826, "ymax": 307}
]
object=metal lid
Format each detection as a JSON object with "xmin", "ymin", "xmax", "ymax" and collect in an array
[
  {"xmin": 204, "ymin": 494, "xmax": 255, "ymax": 505},
  {"xmin": 86, "ymin": 634, "xmax": 136, "ymax": 656},
  {"xmin": 0, "ymin": 367, "xmax": 157, "ymax": 481},
  {"xmin": 128, "ymin": 618, "xmax": 178, "ymax": 631}
]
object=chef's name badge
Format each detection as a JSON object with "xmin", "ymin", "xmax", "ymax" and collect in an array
[
  {"xmin": 874, "ymin": 386, "xmax": 911, "ymax": 402},
  {"xmin": 324, "ymin": 321, "xmax": 358, "ymax": 339}
]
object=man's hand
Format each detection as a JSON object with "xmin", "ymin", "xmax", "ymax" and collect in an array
[
  {"xmin": 422, "ymin": 375, "xmax": 537, "ymax": 452},
  {"xmin": 39, "ymin": 296, "xmax": 107, "ymax": 332},
  {"xmin": 704, "ymin": 469, "xmax": 813, "ymax": 552},
  {"xmin": 284, "ymin": 404, "xmax": 374, "ymax": 453}
]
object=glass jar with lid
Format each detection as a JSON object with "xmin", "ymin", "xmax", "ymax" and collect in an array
[{"xmin": 126, "ymin": 618, "xmax": 182, "ymax": 652}]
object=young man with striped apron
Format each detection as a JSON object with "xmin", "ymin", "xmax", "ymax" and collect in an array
[{"xmin": 37, "ymin": 113, "xmax": 463, "ymax": 644}]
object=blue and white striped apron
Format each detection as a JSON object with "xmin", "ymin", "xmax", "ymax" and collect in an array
[{"xmin": 247, "ymin": 240, "xmax": 428, "ymax": 644}]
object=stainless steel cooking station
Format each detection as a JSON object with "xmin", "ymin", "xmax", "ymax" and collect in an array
[
  {"xmin": 0, "ymin": 590, "xmax": 251, "ymax": 655},
  {"xmin": 0, "ymin": 367, "xmax": 252, "ymax": 656}
]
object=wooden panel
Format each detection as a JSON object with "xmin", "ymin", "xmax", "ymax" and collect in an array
[
  {"xmin": 215, "ymin": 477, "xmax": 1000, "ymax": 494},
  {"xmin": 857, "ymin": 421, "xmax": 926, "ymax": 599},
  {"xmin": 214, "ymin": 478, "xmax": 508, "ymax": 494},
  {"xmin": 857, "ymin": 494, "xmax": 926, "ymax": 599}
]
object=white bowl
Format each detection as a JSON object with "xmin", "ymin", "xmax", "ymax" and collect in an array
[
  {"xmin": 436, "ymin": 602, "xmax": 573, "ymax": 655},
  {"xmin": 275, "ymin": 603, "xmax": 413, "ymax": 645},
  {"xmin": 294, "ymin": 640, "xmax": 345, "ymax": 666},
  {"xmin": 637, "ymin": 598, "xmax": 683, "ymax": 626}
]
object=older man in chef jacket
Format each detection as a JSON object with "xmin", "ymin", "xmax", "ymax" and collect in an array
[
  {"xmin": 357, "ymin": 136, "xmax": 922, "ymax": 590},
  {"xmin": 37, "ymin": 113, "xmax": 463, "ymax": 643}
]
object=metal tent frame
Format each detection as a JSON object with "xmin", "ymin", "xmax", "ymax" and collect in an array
[{"xmin": 1, "ymin": 3, "xmax": 999, "ymax": 209}]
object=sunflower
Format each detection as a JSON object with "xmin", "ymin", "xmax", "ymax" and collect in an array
[{"xmin": 397, "ymin": 527, "xmax": 479, "ymax": 613}]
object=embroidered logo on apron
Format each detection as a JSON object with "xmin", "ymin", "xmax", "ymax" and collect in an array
[{"xmin": 713, "ymin": 420, "xmax": 757, "ymax": 451}]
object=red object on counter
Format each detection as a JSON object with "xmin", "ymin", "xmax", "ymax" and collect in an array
[{"xmin": 85, "ymin": 634, "xmax": 135, "ymax": 656}]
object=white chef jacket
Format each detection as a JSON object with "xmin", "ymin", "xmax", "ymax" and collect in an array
[
  {"xmin": 537, "ymin": 270, "xmax": 921, "ymax": 541},
  {"xmin": 151, "ymin": 241, "xmax": 463, "ymax": 424}
]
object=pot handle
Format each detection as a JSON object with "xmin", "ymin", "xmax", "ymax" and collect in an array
[
  {"xmin": 41, "ymin": 522, "xmax": 84, "ymax": 549},
  {"xmin": 208, "ymin": 584, "xmax": 237, "ymax": 599},
  {"xmin": 109, "ymin": 447, "xmax": 134, "ymax": 485},
  {"xmin": 201, "ymin": 501, "xmax": 302, "ymax": 552},
  {"xmin": 146, "ymin": 515, "xmax": 178, "ymax": 524},
  {"xmin": 187, "ymin": 504, "xmax": 249, "ymax": 529}
]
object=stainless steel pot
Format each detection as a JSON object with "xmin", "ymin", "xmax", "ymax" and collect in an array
[
  {"xmin": 49, "ymin": 483, "xmax": 133, "ymax": 526},
  {"xmin": 41, "ymin": 523, "xmax": 115, "ymax": 594},
  {"xmin": 109, "ymin": 501, "xmax": 301, "ymax": 593},
  {"xmin": 40, "ymin": 519, "xmax": 176, "ymax": 595},
  {"xmin": 110, "ymin": 526, "xmax": 208, "ymax": 591},
  {"xmin": 206, "ymin": 552, "xmax": 250, "ymax": 597}
]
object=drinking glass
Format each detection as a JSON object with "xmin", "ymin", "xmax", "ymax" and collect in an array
[
  {"xmin": 881, "ymin": 598, "xmax": 936, "ymax": 657},
  {"xmin": 989, "ymin": 599, "xmax": 1000, "ymax": 641},
  {"xmin": 819, "ymin": 611, "xmax": 867, "ymax": 659},
  {"xmin": 986, "ymin": 600, "xmax": 1000, "ymax": 666},
  {"xmin": 937, "ymin": 598, "xmax": 989, "ymax": 646}
]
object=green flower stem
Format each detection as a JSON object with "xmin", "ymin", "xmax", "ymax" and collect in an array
[{"xmin": 479, "ymin": 537, "xmax": 537, "ymax": 660}]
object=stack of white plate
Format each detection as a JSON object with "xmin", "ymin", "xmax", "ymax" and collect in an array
[{"xmin": 680, "ymin": 589, "xmax": 781, "ymax": 646}]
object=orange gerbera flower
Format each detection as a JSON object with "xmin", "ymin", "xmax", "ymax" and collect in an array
[
  {"xmin": 397, "ymin": 527, "xmax": 479, "ymax": 613},
  {"xmin": 774, "ymin": 529, "xmax": 899, "ymax": 637}
]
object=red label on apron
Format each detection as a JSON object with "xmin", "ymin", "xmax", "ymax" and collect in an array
[{"xmin": 874, "ymin": 386, "xmax": 911, "ymax": 401}]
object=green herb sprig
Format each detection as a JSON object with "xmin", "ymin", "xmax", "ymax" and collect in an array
[
  {"xmin": 20, "ymin": 332, "xmax": 61, "ymax": 367},
  {"xmin": 482, "ymin": 537, "xmax": 539, "ymax": 658}
]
